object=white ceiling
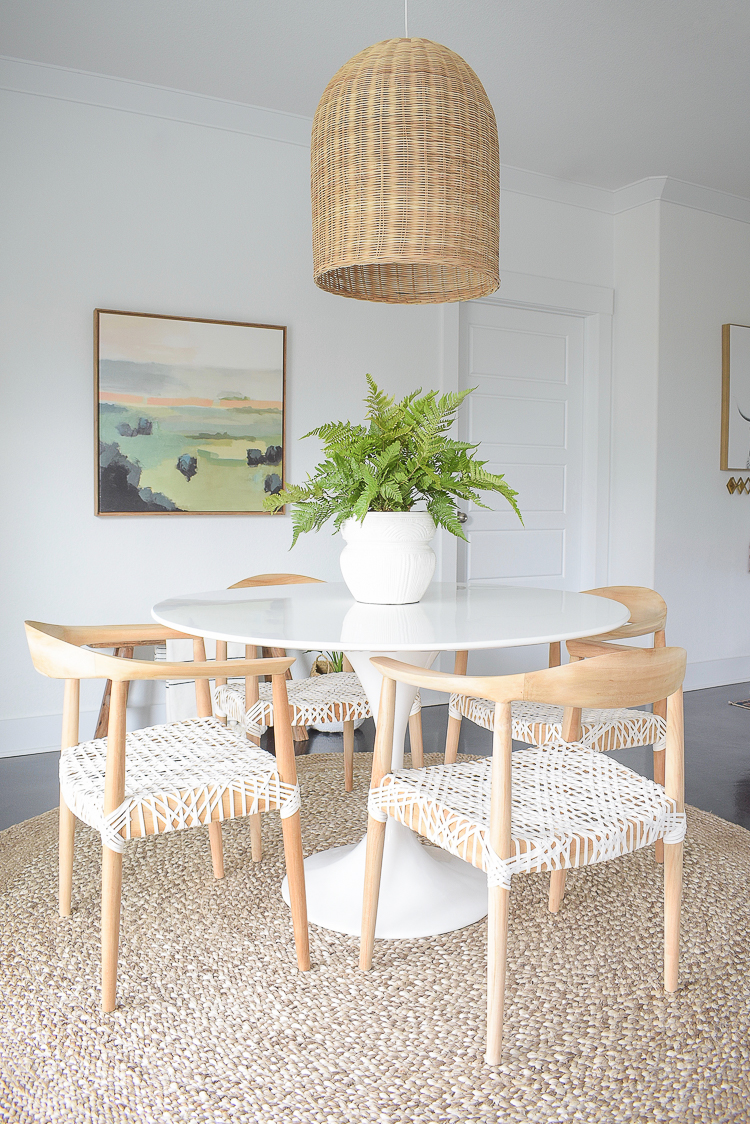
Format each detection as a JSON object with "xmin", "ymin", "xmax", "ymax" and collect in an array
[{"xmin": 3, "ymin": 0, "xmax": 750, "ymax": 197}]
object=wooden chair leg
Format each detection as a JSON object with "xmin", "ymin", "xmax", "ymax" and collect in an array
[
  {"xmin": 445, "ymin": 716, "xmax": 462, "ymax": 764},
  {"xmin": 485, "ymin": 884, "xmax": 510, "ymax": 1065},
  {"xmin": 653, "ymin": 747, "xmax": 666, "ymax": 863},
  {"xmin": 249, "ymin": 813, "xmax": 263, "ymax": 861},
  {"xmin": 208, "ymin": 820, "xmax": 225, "ymax": 878},
  {"xmin": 343, "ymin": 720, "xmax": 354, "ymax": 792},
  {"xmin": 280, "ymin": 811, "xmax": 310, "ymax": 970},
  {"xmin": 59, "ymin": 794, "xmax": 76, "ymax": 917},
  {"xmin": 101, "ymin": 846, "xmax": 123, "ymax": 1012},
  {"xmin": 548, "ymin": 868, "xmax": 567, "ymax": 913},
  {"xmin": 408, "ymin": 712, "xmax": 424, "ymax": 768},
  {"xmin": 664, "ymin": 841, "xmax": 682, "ymax": 992},
  {"xmin": 359, "ymin": 816, "xmax": 387, "ymax": 970},
  {"xmin": 445, "ymin": 650, "xmax": 469, "ymax": 764},
  {"xmin": 95, "ymin": 648, "xmax": 133, "ymax": 740},
  {"xmin": 215, "ymin": 639, "xmax": 228, "ymax": 725}
]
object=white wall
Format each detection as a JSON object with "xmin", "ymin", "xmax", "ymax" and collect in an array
[
  {"xmin": 655, "ymin": 201, "xmax": 750, "ymax": 688},
  {"xmin": 607, "ymin": 187, "xmax": 750, "ymax": 688},
  {"xmin": 608, "ymin": 200, "xmax": 661, "ymax": 588},
  {"xmin": 0, "ymin": 79, "xmax": 439, "ymax": 755},
  {"xmin": 500, "ymin": 189, "xmax": 613, "ymax": 289},
  {"xmin": 10, "ymin": 61, "xmax": 750, "ymax": 758},
  {"xmin": 1, "ymin": 64, "xmax": 622, "ymax": 756}
]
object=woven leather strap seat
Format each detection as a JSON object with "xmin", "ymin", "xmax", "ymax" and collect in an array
[
  {"xmin": 448, "ymin": 695, "xmax": 666, "ymax": 754},
  {"xmin": 61, "ymin": 716, "xmax": 300, "ymax": 853},
  {"xmin": 214, "ymin": 672, "xmax": 421, "ymax": 737},
  {"xmin": 368, "ymin": 745, "xmax": 686, "ymax": 891}
]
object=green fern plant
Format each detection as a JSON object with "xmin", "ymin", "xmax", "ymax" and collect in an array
[{"xmin": 264, "ymin": 376, "xmax": 522, "ymax": 545}]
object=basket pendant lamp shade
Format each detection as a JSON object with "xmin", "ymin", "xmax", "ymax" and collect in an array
[{"xmin": 311, "ymin": 38, "xmax": 500, "ymax": 304}]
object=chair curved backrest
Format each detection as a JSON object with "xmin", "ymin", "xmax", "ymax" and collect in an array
[
  {"xmin": 24, "ymin": 621, "xmax": 293, "ymax": 683},
  {"xmin": 580, "ymin": 586, "xmax": 667, "ymax": 642},
  {"xmin": 373, "ymin": 646, "xmax": 686, "ymax": 713},
  {"xmin": 228, "ymin": 573, "xmax": 324, "ymax": 589},
  {"xmin": 218, "ymin": 574, "xmax": 326, "ymax": 745}
]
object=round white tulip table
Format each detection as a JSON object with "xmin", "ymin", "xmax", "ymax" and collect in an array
[{"xmin": 152, "ymin": 583, "xmax": 628, "ymax": 938}]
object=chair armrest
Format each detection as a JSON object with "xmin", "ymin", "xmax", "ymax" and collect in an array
[
  {"xmin": 369, "ymin": 656, "xmax": 524, "ymax": 703},
  {"xmin": 89, "ymin": 652, "xmax": 296, "ymax": 682}
]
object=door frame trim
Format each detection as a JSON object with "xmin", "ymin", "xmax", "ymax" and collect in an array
[{"xmin": 439, "ymin": 271, "xmax": 614, "ymax": 590}]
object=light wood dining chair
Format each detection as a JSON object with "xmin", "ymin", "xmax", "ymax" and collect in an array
[
  {"xmin": 25, "ymin": 620, "xmax": 310, "ymax": 1012},
  {"xmin": 445, "ymin": 587, "xmax": 670, "ymax": 904},
  {"xmin": 360, "ymin": 646, "xmax": 687, "ymax": 1065},
  {"xmin": 212, "ymin": 573, "xmax": 424, "ymax": 795},
  {"xmin": 445, "ymin": 586, "xmax": 668, "ymax": 773}
]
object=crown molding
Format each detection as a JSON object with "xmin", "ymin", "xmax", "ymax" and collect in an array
[
  {"xmin": 500, "ymin": 164, "xmax": 613, "ymax": 213},
  {"xmin": 0, "ymin": 55, "xmax": 312, "ymax": 148},
  {"xmin": 4, "ymin": 55, "xmax": 750, "ymax": 225},
  {"xmin": 613, "ymin": 175, "xmax": 750, "ymax": 225}
]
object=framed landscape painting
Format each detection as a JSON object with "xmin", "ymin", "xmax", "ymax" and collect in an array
[{"xmin": 95, "ymin": 310, "xmax": 285, "ymax": 514}]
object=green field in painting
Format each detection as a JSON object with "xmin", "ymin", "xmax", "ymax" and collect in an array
[{"xmin": 99, "ymin": 401, "xmax": 282, "ymax": 511}]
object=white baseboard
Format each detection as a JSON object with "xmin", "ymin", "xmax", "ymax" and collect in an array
[{"xmin": 683, "ymin": 656, "xmax": 750, "ymax": 692}]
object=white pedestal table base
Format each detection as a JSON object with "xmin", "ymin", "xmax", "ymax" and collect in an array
[{"xmin": 282, "ymin": 647, "xmax": 488, "ymax": 938}]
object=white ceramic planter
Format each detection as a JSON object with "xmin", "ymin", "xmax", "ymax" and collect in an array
[{"xmin": 339, "ymin": 511, "xmax": 437, "ymax": 604}]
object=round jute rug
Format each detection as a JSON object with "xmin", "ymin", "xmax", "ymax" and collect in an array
[{"xmin": 1, "ymin": 752, "xmax": 749, "ymax": 1124}]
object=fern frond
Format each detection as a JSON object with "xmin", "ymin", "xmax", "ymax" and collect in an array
[{"xmin": 271, "ymin": 375, "xmax": 523, "ymax": 544}]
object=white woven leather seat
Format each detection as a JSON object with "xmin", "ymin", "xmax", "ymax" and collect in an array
[
  {"xmin": 448, "ymin": 695, "xmax": 666, "ymax": 754},
  {"xmin": 214, "ymin": 672, "xmax": 421, "ymax": 737},
  {"xmin": 61, "ymin": 716, "xmax": 301, "ymax": 854},
  {"xmin": 368, "ymin": 746, "xmax": 685, "ymax": 891}
]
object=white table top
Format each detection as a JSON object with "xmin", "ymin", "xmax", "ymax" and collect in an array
[{"xmin": 152, "ymin": 582, "xmax": 629, "ymax": 652}]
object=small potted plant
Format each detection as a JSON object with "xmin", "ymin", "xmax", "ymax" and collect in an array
[{"xmin": 265, "ymin": 376, "xmax": 522, "ymax": 604}]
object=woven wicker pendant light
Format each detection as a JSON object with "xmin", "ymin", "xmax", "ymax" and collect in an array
[{"xmin": 311, "ymin": 37, "xmax": 500, "ymax": 304}]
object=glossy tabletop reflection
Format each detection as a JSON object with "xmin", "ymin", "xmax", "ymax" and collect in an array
[{"xmin": 152, "ymin": 582, "xmax": 629, "ymax": 652}]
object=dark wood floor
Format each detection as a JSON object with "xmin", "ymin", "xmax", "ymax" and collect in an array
[{"xmin": 2, "ymin": 684, "xmax": 749, "ymax": 834}]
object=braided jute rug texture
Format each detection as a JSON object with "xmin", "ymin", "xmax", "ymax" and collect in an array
[{"xmin": 1, "ymin": 752, "xmax": 749, "ymax": 1124}]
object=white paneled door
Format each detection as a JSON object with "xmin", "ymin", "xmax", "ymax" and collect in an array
[{"xmin": 457, "ymin": 301, "xmax": 588, "ymax": 591}]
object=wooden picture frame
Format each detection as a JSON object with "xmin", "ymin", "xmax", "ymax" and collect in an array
[
  {"xmin": 721, "ymin": 323, "xmax": 750, "ymax": 471},
  {"xmin": 95, "ymin": 309, "xmax": 286, "ymax": 515}
]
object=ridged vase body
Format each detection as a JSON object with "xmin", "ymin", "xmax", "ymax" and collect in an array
[{"xmin": 339, "ymin": 512, "xmax": 437, "ymax": 604}]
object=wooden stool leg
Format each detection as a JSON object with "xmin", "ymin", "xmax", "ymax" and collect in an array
[
  {"xmin": 101, "ymin": 846, "xmax": 123, "ymax": 1012},
  {"xmin": 359, "ymin": 816, "xmax": 387, "ymax": 970},
  {"xmin": 664, "ymin": 841, "xmax": 683, "ymax": 992},
  {"xmin": 408, "ymin": 712, "xmax": 424, "ymax": 768},
  {"xmin": 280, "ymin": 811, "xmax": 310, "ymax": 970},
  {"xmin": 653, "ymin": 747, "xmax": 666, "ymax": 863},
  {"xmin": 343, "ymin": 720, "xmax": 354, "ymax": 792},
  {"xmin": 250, "ymin": 813, "xmax": 263, "ymax": 861},
  {"xmin": 445, "ymin": 716, "xmax": 462, "ymax": 764},
  {"xmin": 485, "ymin": 884, "xmax": 510, "ymax": 1065},
  {"xmin": 548, "ymin": 869, "xmax": 567, "ymax": 913},
  {"xmin": 59, "ymin": 794, "xmax": 76, "ymax": 917},
  {"xmin": 208, "ymin": 820, "xmax": 225, "ymax": 878}
]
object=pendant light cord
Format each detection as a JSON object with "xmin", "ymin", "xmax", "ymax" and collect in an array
[{"xmin": 404, "ymin": 0, "xmax": 408, "ymax": 38}]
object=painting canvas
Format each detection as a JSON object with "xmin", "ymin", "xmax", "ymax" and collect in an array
[
  {"xmin": 722, "ymin": 323, "xmax": 750, "ymax": 471},
  {"xmin": 95, "ymin": 310, "xmax": 285, "ymax": 514}
]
